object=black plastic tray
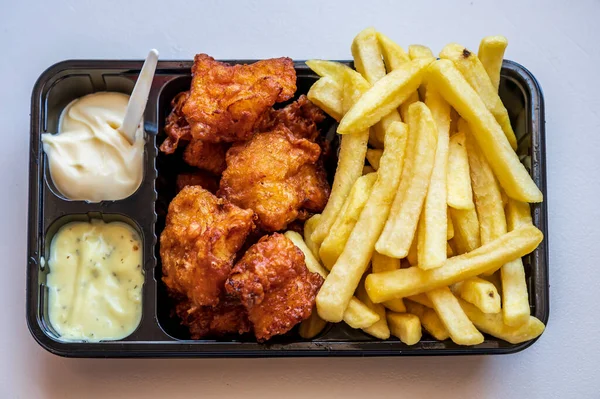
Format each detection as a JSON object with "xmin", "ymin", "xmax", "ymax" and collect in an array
[{"xmin": 27, "ymin": 59, "xmax": 548, "ymax": 358}]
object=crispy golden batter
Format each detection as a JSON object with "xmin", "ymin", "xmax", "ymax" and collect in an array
[
  {"xmin": 182, "ymin": 54, "xmax": 296, "ymax": 143},
  {"xmin": 160, "ymin": 186, "xmax": 255, "ymax": 307},
  {"xmin": 174, "ymin": 296, "xmax": 251, "ymax": 339},
  {"xmin": 257, "ymin": 95, "xmax": 326, "ymax": 141},
  {"xmin": 226, "ymin": 233, "xmax": 323, "ymax": 341},
  {"xmin": 176, "ymin": 171, "xmax": 219, "ymax": 194},
  {"xmin": 161, "ymin": 91, "xmax": 191, "ymax": 154},
  {"xmin": 218, "ymin": 127, "xmax": 330, "ymax": 231},
  {"xmin": 182, "ymin": 139, "xmax": 229, "ymax": 175}
]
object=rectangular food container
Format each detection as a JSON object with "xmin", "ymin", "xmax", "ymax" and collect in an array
[{"xmin": 27, "ymin": 59, "xmax": 549, "ymax": 357}]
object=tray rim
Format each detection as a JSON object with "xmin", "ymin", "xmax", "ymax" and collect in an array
[{"xmin": 27, "ymin": 58, "xmax": 549, "ymax": 358}]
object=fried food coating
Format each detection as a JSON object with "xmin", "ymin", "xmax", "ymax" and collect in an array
[
  {"xmin": 161, "ymin": 91, "xmax": 191, "ymax": 154},
  {"xmin": 176, "ymin": 171, "xmax": 219, "ymax": 194},
  {"xmin": 182, "ymin": 139, "xmax": 229, "ymax": 175},
  {"xmin": 257, "ymin": 95, "xmax": 326, "ymax": 141},
  {"xmin": 226, "ymin": 233, "xmax": 323, "ymax": 341},
  {"xmin": 160, "ymin": 186, "xmax": 255, "ymax": 307},
  {"xmin": 218, "ymin": 127, "xmax": 330, "ymax": 231},
  {"xmin": 182, "ymin": 54, "xmax": 296, "ymax": 143},
  {"xmin": 174, "ymin": 296, "xmax": 251, "ymax": 339}
]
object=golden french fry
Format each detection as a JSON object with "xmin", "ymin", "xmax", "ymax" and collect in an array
[
  {"xmin": 387, "ymin": 312, "xmax": 422, "ymax": 345},
  {"xmin": 344, "ymin": 297, "xmax": 381, "ymax": 329},
  {"xmin": 506, "ymin": 198, "xmax": 533, "ymax": 230},
  {"xmin": 305, "ymin": 59, "xmax": 355, "ymax": 81},
  {"xmin": 299, "ymin": 307, "xmax": 328, "ymax": 339},
  {"xmin": 356, "ymin": 278, "xmax": 391, "ymax": 339},
  {"xmin": 366, "ymin": 149, "xmax": 383, "ymax": 170},
  {"xmin": 365, "ymin": 224, "xmax": 543, "ymax": 303},
  {"xmin": 501, "ymin": 258, "xmax": 530, "ymax": 326},
  {"xmin": 465, "ymin": 128, "xmax": 507, "ymax": 245},
  {"xmin": 319, "ymin": 173, "xmax": 377, "ymax": 269},
  {"xmin": 307, "ymin": 76, "xmax": 343, "ymax": 121},
  {"xmin": 303, "ymin": 214, "xmax": 322, "ymax": 262},
  {"xmin": 371, "ymin": 251, "xmax": 401, "ymax": 273},
  {"xmin": 363, "ymin": 165, "xmax": 376, "ymax": 175},
  {"xmin": 446, "ymin": 242, "xmax": 454, "ymax": 257},
  {"xmin": 427, "ymin": 287, "xmax": 484, "ymax": 345},
  {"xmin": 316, "ymin": 122, "xmax": 408, "ymax": 322},
  {"xmin": 407, "ymin": 294, "xmax": 434, "ymax": 308},
  {"xmin": 407, "ymin": 232, "xmax": 418, "ymax": 266},
  {"xmin": 405, "ymin": 300, "xmax": 449, "ymax": 340},
  {"xmin": 338, "ymin": 59, "xmax": 432, "ymax": 135},
  {"xmin": 447, "ymin": 214, "xmax": 455, "ymax": 240},
  {"xmin": 459, "ymin": 298, "xmax": 544, "ymax": 344},
  {"xmin": 439, "ymin": 44, "xmax": 517, "ymax": 150},
  {"xmin": 482, "ymin": 270, "xmax": 503, "ymax": 295},
  {"xmin": 383, "ymin": 298, "xmax": 406, "ymax": 313},
  {"xmin": 377, "ymin": 102, "xmax": 438, "ymax": 258},
  {"xmin": 453, "ymin": 277, "xmax": 501, "ymax": 314},
  {"xmin": 427, "ymin": 59, "xmax": 542, "ymax": 202},
  {"xmin": 449, "ymin": 207, "xmax": 481, "ymax": 255},
  {"xmin": 409, "ymin": 44, "xmax": 435, "ymax": 61},
  {"xmin": 418, "ymin": 88, "xmax": 451, "ymax": 270},
  {"xmin": 311, "ymin": 72, "xmax": 370, "ymax": 246},
  {"xmin": 400, "ymin": 91, "xmax": 420, "ymax": 122},
  {"xmin": 284, "ymin": 231, "xmax": 379, "ymax": 329},
  {"xmin": 378, "ymin": 31, "xmax": 410, "ymax": 70},
  {"xmin": 447, "ymin": 131, "xmax": 474, "ymax": 209},
  {"xmin": 478, "ymin": 36, "xmax": 508, "ymax": 92}
]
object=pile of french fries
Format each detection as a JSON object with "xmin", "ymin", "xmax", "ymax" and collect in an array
[{"xmin": 292, "ymin": 28, "xmax": 546, "ymax": 346}]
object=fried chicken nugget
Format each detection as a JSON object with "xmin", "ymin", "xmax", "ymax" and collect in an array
[
  {"xmin": 183, "ymin": 54, "xmax": 297, "ymax": 143},
  {"xmin": 174, "ymin": 296, "xmax": 251, "ymax": 339},
  {"xmin": 182, "ymin": 139, "xmax": 229, "ymax": 175},
  {"xmin": 218, "ymin": 127, "xmax": 330, "ymax": 232},
  {"xmin": 226, "ymin": 233, "xmax": 324, "ymax": 341},
  {"xmin": 160, "ymin": 186, "xmax": 255, "ymax": 307},
  {"xmin": 257, "ymin": 95, "xmax": 326, "ymax": 141}
]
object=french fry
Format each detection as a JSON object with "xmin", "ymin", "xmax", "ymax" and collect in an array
[
  {"xmin": 418, "ymin": 88, "xmax": 451, "ymax": 269},
  {"xmin": 407, "ymin": 294, "xmax": 434, "ymax": 308},
  {"xmin": 447, "ymin": 131, "xmax": 474, "ymax": 210},
  {"xmin": 377, "ymin": 102, "xmax": 438, "ymax": 258},
  {"xmin": 478, "ymin": 36, "xmax": 509, "ymax": 92},
  {"xmin": 357, "ymin": 278, "xmax": 391, "ymax": 339},
  {"xmin": 501, "ymin": 258, "xmax": 530, "ymax": 326},
  {"xmin": 400, "ymin": 91, "xmax": 420, "ymax": 122},
  {"xmin": 465, "ymin": 126, "xmax": 507, "ymax": 246},
  {"xmin": 305, "ymin": 59, "xmax": 355, "ymax": 81},
  {"xmin": 352, "ymin": 28, "xmax": 404, "ymax": 144},
  {"xmin": 427, "ymin": 287, "xmax": 484, "ymax": 345},
  {"xmin": 307, "ymin": 76, "xmax": 343, "ymax": 121},
  {"xmin": 453, "ymin": 277, "xmax": 501, "ymax": 314},
  {"xmin": 303, "ymin": 214, "xmax": 322, "ymax": 262},
  {"xmin": 506, "ymin": 198, "xmax": 533, "ymax": 230},
  {"xmin": 319, "ymin": 173, "xmax": 377, "ymax": 269},
  {"xmin": 427, "ymin": 59, "xmax": 543, "ymax": 202},
  {"xmin": 310, "ymin": 71, "xmax": 370, "ymax": 246},
  {"xmin": 365, "ymin": 224, "xmax": 543, "ymax": 303},
  {"xmin": 371, "ymin": 251, "xmax": 401, "ymax": 273},
  {"xmin": 383, "ymin": 298, "xmax": 407, "ymax": 313},
  {"xmin": 299, "ymin": 307, "xmax": 328, "ymax": 339},
  {"xmin": 405, "ymin": 300, "xmax": 449, "ymax": 340},
  {"xmin": 447, "ymin": 214, "xmax": 455, "ymax": 240},
  {"xmin": 344, "ymin": 298, "xmax": 381, "ymax": 329},
  {"xmin": 337, "ymin": 59, "xmax": 432, "ymax": 135},
  {"xmin": 439, "ymin": 44, "xmax": 517, "ymax": 150},
  {"xmin": 449, "ymin": 207, "xmax": 481, "ymax": 255},
  {"xmin": 459, "ymin": 298, "xmax": 545, "ymax": 344},
  {"xmin": 284, "ymin": 231, "xmax": 379, "ymax": 329},
  {"xmin": 409, "ymin": 44, "xmax": 435, "ymax": 61},
  {"xmin": 387, "ymin": 312, "xmax": 422, "ymax": 345},
  {"xmin": 316, "ymin": 122, "xmax": 408, "ymax": 322},
  {"xmin": 363, "ymin": 165, "xmax": 376, "ymax": 175},
  {"xmin": 407, "ymin": 232, "xmax": 418, "ymax": 266},
  {"xmin": 366, "ymin": 149, "xmax": 383, "ymax": 170},
  {"xmin": 378, "ymin": 31, "xmax": 410, "ymax": 70}
]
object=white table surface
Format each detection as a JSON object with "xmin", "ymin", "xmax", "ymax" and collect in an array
[{"xmin": 2, "ymin": 0, "xmax": 599, "ymax": 397}]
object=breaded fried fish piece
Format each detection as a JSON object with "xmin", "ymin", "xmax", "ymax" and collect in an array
[
  {"xmin": 183, "ymin": 54, "xmax": 296, "ymax": 143},
  {"xmin": 160, "ymin": 186, "xmax": 255, "ymax": 307},
  {"xmin": 226, "ymin": 233, "xmax": 323, "ymax": 341}
]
